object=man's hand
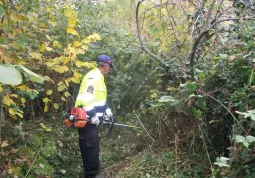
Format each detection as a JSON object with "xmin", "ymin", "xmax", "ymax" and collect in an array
[{"xmin": 91, "ymin": 115, "xmax": 100, "ymax": 126}]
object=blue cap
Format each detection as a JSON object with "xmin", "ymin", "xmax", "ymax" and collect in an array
[{"xmin": 97, "ymin": 55, "xmax": 113, "ymax": 68}]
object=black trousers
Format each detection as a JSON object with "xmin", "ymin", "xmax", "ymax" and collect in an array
[{"xmin": 78, "ymin": 124, "xmax": 100, "ymax": 178}]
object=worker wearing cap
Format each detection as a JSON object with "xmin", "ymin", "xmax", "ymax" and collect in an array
[{"xmin": 75, "ymin": 55, "xmax": 113, "ymax": 178}]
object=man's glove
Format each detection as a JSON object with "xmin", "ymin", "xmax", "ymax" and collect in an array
[
  {"xmin": 105, "ymin": 108, "xmax": 113, "ymax": 118},
  {"xmin": 91, "ymin": 115, "xmax": 100, "ymax": 126}
]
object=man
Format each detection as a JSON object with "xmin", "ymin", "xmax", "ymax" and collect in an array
[{"xmin": 75, "ymin": 55, "xmax": 113, "ymax": 178}]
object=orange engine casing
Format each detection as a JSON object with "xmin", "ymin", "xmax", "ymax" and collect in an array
[{"xmin": 65, "ymin": 107, "xmax": 87, "ymax": 128}]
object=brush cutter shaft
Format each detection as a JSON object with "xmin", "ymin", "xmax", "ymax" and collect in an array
[{"xmin": 101, "ymin": 121, "xmax": 141, "ymax": 129}]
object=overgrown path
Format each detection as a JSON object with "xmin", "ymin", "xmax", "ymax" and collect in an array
[{"xmin": 1, "ymin": 0, "xmax": 255, "ymax": 177}]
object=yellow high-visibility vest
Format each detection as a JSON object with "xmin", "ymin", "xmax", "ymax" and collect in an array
[{"xmin": 75, "ymin": 68, "xmax": 108, "ymax": 119}]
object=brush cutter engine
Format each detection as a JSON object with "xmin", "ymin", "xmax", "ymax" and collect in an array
[{"xmin": 65, "ymin": 107, "xmax": 87, "ymax": 128}]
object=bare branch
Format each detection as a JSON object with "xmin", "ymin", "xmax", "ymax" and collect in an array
[
  {"xmin": 205, "ymin": 0, "xmax": 217, "ymax": 30},
  {"xmin": 136, "ymin": 0, "xmax": 167, "ymax": 66},
  {"xmin": 214, "ymin": 17, "xmax": 255, "ymax": 25},
  {"xmin": 139, "ymin": 1, "xmax": 169, "ymax": 18},
  {"xmin": 189, "ymin": 29, "xmax": 215, "ymax": 81}
]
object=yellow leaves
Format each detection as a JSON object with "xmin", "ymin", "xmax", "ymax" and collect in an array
[
  {"xmin": 73, "ymin": 41, "xmax": 81, "ymax": 47},
  {"xmin": 21, "ymin": 98, "xmax": 26, "ymax": 104},
  {"xmin": 161, "ymin": 8, "xmax": 167, "ymax": 16},
  {"xmin": 65, "ymin": 6, "xmax": 79, "ymax": 36},
  {"xmin": 8, "ymin": 108, "xmax": 23, "ymax": 119},
  {"xmin": 40, "ymin": 23, "xmax": 47, "ymax": 29},
  {"xmin": 16, "ymin": 112, "xmax": 23, "ymax": 118},
  {"xmin": 54, "ymin": 66, "xmax": 69, "ymax": 73},
  {"xmin": 3, "ymin": 96, "xmax": 13, "ymax": 106},
  {"xmin": 8, "ymin": 164, "xmax": 21, "ymax": 176},
  {"xmin": 64, "ymin": 92, "xmax": 71, "ymax": 97},
  {"xmin": 61, "ymin": 57, "xmax": 69, "ymax": 65},
  {"xmin": 8, "ymin": 165, "xmax": 21, "ymax": 176},
  {"xmin": 72, "ymin": 71, "xmax": 82, "ymax": 83},
  {"xmin": 10, "ymin": 14, "xmax": 24, "ymax": 23},
  {"xmin": 43, "ymin": 76, "xmax": 54, "ymax": 84},
  {"xmin": 90, "ymin": 33, "xmax": 101, "ymax": 41},
  {"xmin": 26, "ymin": 13, "xmax": 37, "ymax": 23},
  {"xmin": 82, "ymin": 38, "xmax": 91, "ymax": 44},
  {"xmin": 39, "ymin": 164, "xmax": 44, "ymax": 169},
  {"xmin": 75, "ymin": 60, "xmax": 95, "ymax": 68},
  {"xmin": 29, "ymin": 52, "xmax": 42, "ymax": 60},
  {"xmin": 11, "ymin": 42, "xmax": 21, "ymax": 50},
  {"xmin": 17, "ymin": 85, "xmax": 27, "ymax": 91},
  {"xmin": 68, "ymin": 18, "xmax": 77, "ymax": 28},
  {"xmin": 73, "ymin": 70, "xmax": 82, "ymax": 79},
  {"xmin": 48, "ymin": 20, "xmax": 57, "ymax": 27},
  {"xmin": 151, "ymin": 92, "xmax": 157, "ymax": 99},
  {"xmin": 33, "ymin": 90, "xmax": 39, "ymax": 95},
  {"xmin": 0, "ymin": 44, "xmax": 7, "ymax": 50},
  {"xmin": 46, "ymin": 90, "xmax": 53, "ymax": 95},
  {"xmin": 40, "ymin": 43, "xmax": 46, "ymax": 52},
  {"xmin": 81, "ymin": 45, "xmax": 88, "ymax": 50},
  {"xmin": 0, "ymin": 86, "xmax": 3, "ymax": 93},
  {"xmin": 150, "ymin": 90, "xmax": 158, "ymax": 99},
  {"xmin": 44, "ymin": 105, "xmax": 48, "ymax": 112},
  {"xmin": 1, "ymin": 140, "xmax": 9, "ymax": 148},
  {"xmin": 9, "ymin": 108, "xmax": 16, "ymax": 115},
  {"xmin": 57, "ymin": 82, "xmax": 67, "ymax": 92},
  {"xmin": 17, "ymin": 14, "xmax": 25, "ymax": 21},
  {"xmin": 77, "ymin": 49, "xmax": 85, "ymax": 54},
  {"xmin": 64, "ymin": 5, "xmax": 77, "ymax": 28},
  {"xmin": 81, "ymin": 33, "xmax": 101, "ymax": 44},
  {"xmin": 43, "ymin": 97, "xmax": 50, "ymax": 104},
  {"xmin": 64, "ymin": 44, "xmax": 76, "ymax": 56},
  {"xmin": 65, "ymin": 78, "xmax": 71, "ymax": 87},
  {"xmin": 39, "ymin": 43, "xmax": 53, "ymax": 52},
  {"xmin": 156, "ymin": 79, "xmax": 162, "ymax": 84},
  {"xmin": 10, "ymin": 94, "xmax": 18, "ymax": 98},
  {"xmin": 64, "ymin": 6, "xmax": 77, "ymax": 18},
  {"xmin": 71, "ymin": 77, "xmax": 80, "ymax": 84},
  {"xmin": 64, "ymin": 9, "xmax": 75, "ymax": 18},
  {"xmin": 209, "ymin": 120, "xmax": 221, "ymax": 124},
  {"xmin": 61, "ymin": 96, "xmax": 66, "ymax": 101},
  {"xmin": 45, "ymin": 62, "xmax": 54, "ymax": 67},
  {"xmin": 17, "ymin": 85, "xmax": 39, "ymax": 95},
  {"xmin": 66, "ymin": 27, "xmax": 78, "ymax": 36},
  {"xmin": 46, "ymin": 35, "xmax": 52, "ymax": 41},
  {"xmin": 17, "ymin": 86, "xmax": 39, "ymax": 95},
  {"xmin": 53, "ymin": 41, "xmax": 62, "ymax": 48},
  {"xmin": 166, "ymin": 87, "xmax": 178, "ymax": 91},
  {"xmin": 40, "ymin": 123, "xmax": 52, "ymax": 132},
  {"xmin": 46, "ymin": 46, "xmax": 53, "ymax": 51},
  {"xmin": 54, "ymin": 103, "xmax": 59, "ymax": 110},
  {"xmin": 57, "ymin": 85, "xmax": 65, "ymax": 92},
  {"xmin": 46, "ymin": 57, "xmax": 69, "ymax": 69},
  {"xmin": 0, "ymin": 1, "xmax": 4, "ymax": 5}
]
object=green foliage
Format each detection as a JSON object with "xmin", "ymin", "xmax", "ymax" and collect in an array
[
  {"xmin": 213, "ymin": 109, "xmax": 255, "ymax": 176},
  {"xmin": 214, "ymin": 157, "xmax": 230, "ymax": 167},
  {"xmin": 117, "ymin": 150, "xmax": 209, "ymax": 178},
  {"xmin": 236, "ymin": 109, "xmax": 255, "ymax": 121},
  {"xmin": 0, "ymin": 118, "xmax": 83, "ymax": 177},
  {"xmin": 1, "ymin": 0, "xmax": 255, "ymax": 177}
]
